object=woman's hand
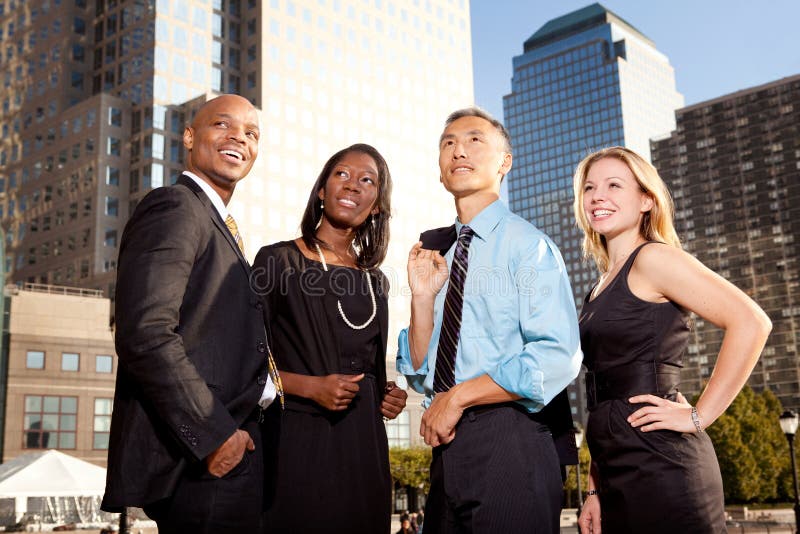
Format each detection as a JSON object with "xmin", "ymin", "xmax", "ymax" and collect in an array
[
  {"xmin": 310, "ymin": 373, "xmax": 364, "ymax": 411},
  {"xmin": 408, "ymin": 242, "xmax": 449, "ymax": 298},
  {"xmin": 381, "ymin": 381, "xmax": 408, "ymax": 419},
  {"xmin": 632, "ymin": 244, "xmax": 771, "ymax": 429},
  {"xmin": 579, "ymin": 492, "xmax": 601, "ymax": 534},
  {"xmin": 627, "ymin": 392, "xmax": 696, "ymax": 433}
]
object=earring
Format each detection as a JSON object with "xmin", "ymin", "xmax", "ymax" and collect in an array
[{"xmin": 320, "ymin": 199, "xmax": 324, "ymax": 211}]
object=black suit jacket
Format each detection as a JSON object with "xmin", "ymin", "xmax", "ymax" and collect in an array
[
  {"xmin": 101, "ymin": 175, "xmax": 270, "ymax": 511},
  {"xmin": 420, "ymin": 225, "xmax": 578, "ymax": 466}
]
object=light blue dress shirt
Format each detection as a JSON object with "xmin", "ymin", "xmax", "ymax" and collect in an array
[{"xmin": 397, "ymin": 199, "xmax": 582, "ymax": 412}]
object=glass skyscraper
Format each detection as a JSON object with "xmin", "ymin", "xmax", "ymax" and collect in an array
[
  {"xmin": 504, "ymin": 3, "xmax": 683, "ymax": 306},
  {"xmin": 503, "ymin": 3, "xmax": 683, "ymax": 420}
]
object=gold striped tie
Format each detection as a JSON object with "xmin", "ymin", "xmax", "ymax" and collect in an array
[
  {"xmin": 224, "ymin": 214, "xmax": 246, "ymax": 256},
  {"xmin": 267, "ymin": 346, "xmax": 285, "ymax": 409}
]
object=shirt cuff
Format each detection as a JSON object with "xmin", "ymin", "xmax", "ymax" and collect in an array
[
  {"xmin": 396, "ymin": 328, "xmax": 416, "ymax": 374},
  {"xmin": 489, "ymin": 357, "xmax": 546, "ymax": 406},
  {"xmin": 258, "ymin": 376, "xmax": 276, "ymax": 409},
  {"xmin": 396, "ymin": 328, "xmax": 428, "ymax": 394}
]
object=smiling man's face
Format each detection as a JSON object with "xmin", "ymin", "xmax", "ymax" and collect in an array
[{"xmin": 184, "ymin": 94, "xmax": 260, "ymax": 199}]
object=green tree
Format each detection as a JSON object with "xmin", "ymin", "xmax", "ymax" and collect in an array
[
  {"xmin": 705, "ymin": 386, "xmax": 791, "ymax": 503},
  {"xmin": 708, "ymin": 411, "xmax": 760, "ymax": 502},
  {"xmin": 563, "ymin": 438, "xmax": 592, "ymax": 507},
  {"xmin": 389, "ymin": 446, "xmax": 432, "ymax": 494}
]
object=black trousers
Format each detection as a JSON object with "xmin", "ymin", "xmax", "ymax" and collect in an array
[
  {"xmin": 143, "ymin": 417, "xmax": 264, "ymax": 534},
  {"xmin": 424, "ymin": 404, "xmax": 562, "ymax": 534}
]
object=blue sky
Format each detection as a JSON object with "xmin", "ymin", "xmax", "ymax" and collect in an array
[{"xmin": 471, "ymin": 0, "xmax": 800, "ymax": 120}]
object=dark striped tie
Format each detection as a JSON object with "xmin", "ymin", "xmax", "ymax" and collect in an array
[{"xmin": 433, "ymin": 225, "xmax": 474, "ymax": 393}]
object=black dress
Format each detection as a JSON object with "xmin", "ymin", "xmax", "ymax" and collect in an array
[
  {"xmin": 254, "ymin": 241, "xmax": 391, "ymax": 534},
  {"xmin": 579, "ymin": 242, "xmax": 726, "ymax": 533}
]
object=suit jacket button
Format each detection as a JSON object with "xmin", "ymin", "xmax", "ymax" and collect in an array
[
  {"xmin": 255, "ymin": 301, "xmax": 264, "ymax": 311},
  {"xmin": 258, "ymin": 375, "xmax": 267, "ymax": 385},
  {"xmin": 257, "ymin": 341, "xmax": 267, "ymax": 353}
]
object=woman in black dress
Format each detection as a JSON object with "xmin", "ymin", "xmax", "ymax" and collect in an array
[
  {"xmin": 252, "ymin": 144, "xmax": 407, "ymax": 533},
  {"xmin": 572, "ymin": 147, "xmax": 771, "ymax": 534}
]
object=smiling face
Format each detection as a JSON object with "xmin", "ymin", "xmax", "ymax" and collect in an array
[
  {"xmin": 438, "ymin": 115, "xmax": 511, "ymax": 198},
  {"xmin": 183, "ymin": 94, "xmax": 259, "ymax": 201},
  {"xmin": 318, "ymin": 150, "xmax": 380, "ymax": 230},
  {"xmin": 582, "ymin": 157, "xmax": 654, "ymax": 240}
]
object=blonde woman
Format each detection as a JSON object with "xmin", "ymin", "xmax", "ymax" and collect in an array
[{"xmin": 573, "ymin": 147, "xmax": 771, "ymax": 534}]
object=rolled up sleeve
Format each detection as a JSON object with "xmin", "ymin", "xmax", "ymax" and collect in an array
[
  {"xmin": 396, "ymin": 328, "xmax": 429, "ymax": 394},
  {"xmin": 487, "ymin": 239, "xmax": 582, "ymax": 408}
]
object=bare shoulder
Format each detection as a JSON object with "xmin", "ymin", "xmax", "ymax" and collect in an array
[
  {"xmin": 636, "ymin": 241, "xmax": 685, "ymax": 262},
  {"xmin": 633, "ymin": 242, "xmax": 700, "ymax": 277},
  {"xmin": 628, "ymin": 243, "xmax": 704, "ymax": 302}
]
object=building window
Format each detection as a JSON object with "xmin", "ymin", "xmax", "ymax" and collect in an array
[
  {"xmin": 24, "ymin": 395, "xmax": 78, "ymax": 449},
  {"xmin": 61, "ymin": 352, "xmax": 80, "ymax": 371},
  {"xmin": 109, "ymin": 107, "xmax": 122, "ymax": 127},
  {"xmin": 104, "ymin": 229, "xmax": 117, "ymax": 247},
  {"xmin": 96, "ymin": 354, "xmax": 113, "ymax": 373},
  {"xmin": 93, "ymin": 398, "xmax": 113, "ymax": 449},
  {"xmin": 105, "ymin": 197, "xmax": 118, "ymax": 216},
  {"xmin": 107, "ymin": 137, "xmax": 121, "ymax": 156},
  {"xmin": 385, "ymin": 410, "xmax": 410, "ymax": 447},
  {"xmin": 26, "ymin": 350, "xmax": 45, "ymax": 369},
  {"xmin": 106, "ymin": 166, "xmax": 119, "ymax": 186},
  {"xmin": 74, "ymin": 17, "xmax": 86, "ymax": 35}
]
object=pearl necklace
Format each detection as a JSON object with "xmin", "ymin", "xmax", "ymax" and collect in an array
[{"xmin": 314, "ymin": 243, "xmax": 377, "ymax": 330}]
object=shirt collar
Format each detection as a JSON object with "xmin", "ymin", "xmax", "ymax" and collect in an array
[
  {"xmin": 182, "ymin": 171, "xmax": 229, "ymax": 220},
  {"xmin": 454, "ymin": 199, "xmax": 508, "ymax": 241}
]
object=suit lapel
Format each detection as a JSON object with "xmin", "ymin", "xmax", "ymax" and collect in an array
[
  {"xmin": 175, "ymin": 175, "xmax": 251, "ymax": 275},
  {"xmin": 420, "ymin": 225, "xmax": 457, "ymax": 255}
]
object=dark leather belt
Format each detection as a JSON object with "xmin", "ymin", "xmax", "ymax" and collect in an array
[
  {"xmin": 463, "ymin": 401, "xmax": 529, "ymax": 418},
  {"xmin": 586, "ymin": 361, "xmax": 681, "ymax": 411},
  {"xmin": 463, "ymin": 401, "xmax": 553, "ymax": 428}
]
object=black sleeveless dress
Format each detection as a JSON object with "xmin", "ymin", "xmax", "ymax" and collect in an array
[{"xmin": 579, "ymin": 242, "xmax": 726, "ymax": 533}]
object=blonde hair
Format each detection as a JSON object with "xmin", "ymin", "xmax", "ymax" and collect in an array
[{"xmin": 572, "ymin": 146, "xmax": 681, "ymax": 272}]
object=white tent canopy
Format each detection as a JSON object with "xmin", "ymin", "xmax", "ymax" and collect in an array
[{"xmin": 0, "ymin": 450, "xmax": 106, "ymax": 498}]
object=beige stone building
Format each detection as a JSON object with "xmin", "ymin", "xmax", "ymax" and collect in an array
[
  {"xmin": 2, "ymin": 283, "xmax": 116, "ymax": 467},
  {"xmin": 0, "ymin": 0, "xmax": 476, "ymax": 450}
]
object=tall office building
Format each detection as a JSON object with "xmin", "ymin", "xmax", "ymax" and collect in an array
[
  {"xmin": 502, "ymin": 3, "xmax": 683, "ymax": 421},
  {"xmin": 651, "ymin": 75, "xmax": 800, "ymax": 412},
  {"xmin": 0, "ymin": 0, "xmax": 475, "ymax": 449},
  {"xmin": 504, "ymin": 3, "xmax": 683, "ymax": 305}
]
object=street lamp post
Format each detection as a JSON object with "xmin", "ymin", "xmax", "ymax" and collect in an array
[
  {"xmin": 119, "ymin": 507, "xmax": 130, "ymax": 534},
  {"xmin": 779, "ymin": 410, "xmax": 800, "ymax": 534},
  {"xmin": 575, "ymin": 424, "xmax": 585, "ymax": 514}
]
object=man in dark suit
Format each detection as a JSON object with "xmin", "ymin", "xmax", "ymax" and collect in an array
[{"xmin": 101, "ymin": 94, "xmax": 276, "ymax": 533}]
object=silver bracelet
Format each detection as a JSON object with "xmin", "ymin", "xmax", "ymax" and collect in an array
[{"xmin": 691, "ymin": 406, "xmax": 704, "ymax": 433}]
